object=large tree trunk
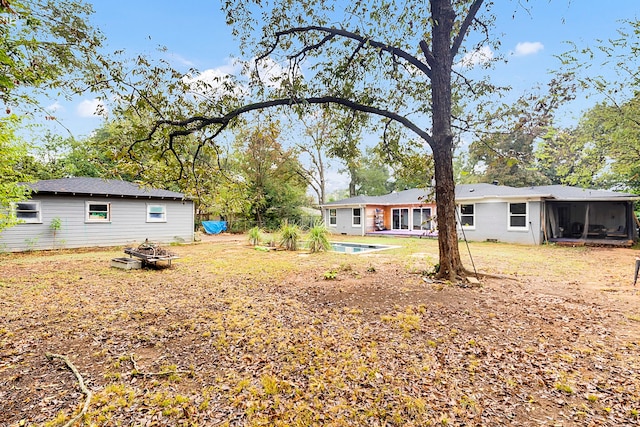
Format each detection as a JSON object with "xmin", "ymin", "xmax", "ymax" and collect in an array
[
  {"xmin": 433, "ymin": 144, "xmax": 464, "ymax": 279},
  {"xmin": 430, "ymin": 0, "xmax": 464, "ymax": 280},
  {"xmin": 348, "ymin": 165, "xmax": 357, "ymax": 197}
]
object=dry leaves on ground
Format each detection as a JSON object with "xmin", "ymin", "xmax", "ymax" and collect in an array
[{"xmin": 1, "ymin": 238, "xmax": 640, "ymax": 426}]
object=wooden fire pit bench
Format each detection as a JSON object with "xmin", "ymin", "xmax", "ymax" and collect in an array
[{"xmin": 123, "ymin": 243, "xmax": 179, "ymax": 267}]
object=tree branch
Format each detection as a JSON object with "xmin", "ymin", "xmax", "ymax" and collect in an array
[
  {"xmin": 419, "ymin": 40, "xmax": 436, "ymax": 70},
  {"xmin": 451, "ymin": 0, "xmax": 485, "ymax": 59},
  {"xmin": 45, "ymin": 352, "xmax": 93, "ymax": 427},
  {"xmin": 259, "ymin": 25, "xmax": 432, "ymax": 79},
  {"xmin": 144, "ymin": 96, "xmax": 434, "ymax": 147}
]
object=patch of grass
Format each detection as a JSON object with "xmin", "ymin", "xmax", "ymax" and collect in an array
[
  {"xmin": 626, "ymin": 313, "xmax": 640, "ymax": 322},
  {"xmin": 554, "ymin": 382, "xmax": 574, "ymax": 394},
  {"xmin": 323, "ymin": 269, "xmax": 338, "ymax": 280}
]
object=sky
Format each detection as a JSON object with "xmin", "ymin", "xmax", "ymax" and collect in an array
[
  {"xmin": 46, "ymin": 0, "xmax": 639, "ymax": 139},
  {"xmin": 40, "ymin": 0, "xmax": 640, "ymax": 191}
]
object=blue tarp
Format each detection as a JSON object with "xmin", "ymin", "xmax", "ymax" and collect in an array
[{"xmin": 202, "ymin": 220, "xmax": 227, "ymax": 234}]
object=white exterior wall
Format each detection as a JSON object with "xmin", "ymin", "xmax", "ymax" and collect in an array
[
  {"xmin": 0, "ymin": 195, "xmax": 194, "ymax": 252},
  {"xmin": 458, "ymin": 200, "xmax": 543, "ymax": 245}
]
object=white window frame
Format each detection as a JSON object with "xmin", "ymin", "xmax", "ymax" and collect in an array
[
  {"xmin": 13, "ymin": 201, "xmax": 42, "ymax": 223},
  {"xmin": 328, "ymin": 208, "xmax": 337, "ymax": 226},
  {"xmin": 352, "ymin": 208, "xmax": 362, "ymax": 227},
  {"xmin": 146, "ymin": 203, "xmax": 167, "ymax": 223},
  {"xmin": 412, "ymin": 207, "xmax": 432, "ymax": 230},
  {"xmin": 85, "ymin": 201, "xmax": 111, "ymax": 222},
  {"xmin": 392, "ymin": 208, "xmax": 410, "ymax": 230},
  {"xmin": 458, "ymin": 203, "xmax": 475, "ymax": 230},
  {"xmin": 508, "ymin": 202, "xmax": 528, "ymax": 231}
]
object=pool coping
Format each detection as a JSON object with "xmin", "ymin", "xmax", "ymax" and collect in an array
[{"xmin": 329, "ymin": 241, "xmax": 401, "ymax": 254}]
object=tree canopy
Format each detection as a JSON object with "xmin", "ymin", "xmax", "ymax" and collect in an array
[
  {"xmin": 0, "ymin": 0, "xmax": 104, "ymax": 112},
  {"xmin": 0, "ymin": 0, "xmax": 105, "ymax": 232},
  {"xmin": 117, "ymin": 0, "xmax": 501, "ymax": 280}
]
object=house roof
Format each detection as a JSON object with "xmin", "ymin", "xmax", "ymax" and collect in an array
[
  {"xmin": 529, "ymin": 185, "xmax": 639, "ymax": 201},
  {"xmin": 455, "ymin": 183, "xmax": 552, "ymax": 201},
  {"xmin": 323, "ymin": 184, "xmax": 639, "ymax": 207},
  {"xmin": 27, "ymin": 177, "xmax": 187, "ymax": 200},
  {"xmin": 323, "ymin": 188, "xmax": 435, "ymax": 207}
]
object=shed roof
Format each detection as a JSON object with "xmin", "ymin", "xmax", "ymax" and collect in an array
[{"xmin": 27, "ymin": 177, "xmax": 187, "ymax": 200}]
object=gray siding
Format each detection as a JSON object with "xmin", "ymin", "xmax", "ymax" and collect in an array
[
  {"xmin": 326, "ymin": 207, "xmax": 365, "ymax": 236},
  {"xmin": 459, "ymin": 200, "xmax": 543, "ymax": 245},
  {"xmin": 0, "ymin": 195, "xmax": 194, "ymax": 252}
]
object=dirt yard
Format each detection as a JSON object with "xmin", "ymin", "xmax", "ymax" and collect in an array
[{"xmin": 1, "ymin": 236, "xmax": 640, "ymax": 426}]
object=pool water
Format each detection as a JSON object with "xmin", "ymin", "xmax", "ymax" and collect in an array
[{"xmin": 330, "ymin": 242, "xmax": 396, "ymax": 253}]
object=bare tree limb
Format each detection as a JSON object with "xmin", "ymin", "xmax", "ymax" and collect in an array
[{"xmin": 45, "ymin": 352, "xmax": 93, "ymax": 427}]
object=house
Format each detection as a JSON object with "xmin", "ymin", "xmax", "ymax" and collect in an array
[
  {"xmin": 322, "ymin": 188, "xmax": 437, "ymax": 237},
  {"xmin": 0, "ymin": 177, "xmax": 194, "ymax": 252},
  {"xmin": 322, "ymin": 184, "xmax": 639, "ymax": 245}
]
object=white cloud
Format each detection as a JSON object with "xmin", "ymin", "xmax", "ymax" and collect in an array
[
  {"xmin": 184, "ymin": 69, "xmax": 242, "ymax": 98},
  {"xmin": 77, "ymin": 98, "xmax": 107, "ymax": 118},
  {"xmin": 46, "ymin": 101, "xmax": 64, "ymax": 113},
  {"xmin": 248, "ymin": 56, "xmax": 290, "ymax": 89},
  {"xmin": 458, "ymin": 45, "xmax": 494, "ymax": 68},
  {"xmin": 514, "ymin": 41, "xmax": 544, "ymax": 56},
  {"xmin": 183, "ymin": 56, "xmax": 297, "ymax": 99}
]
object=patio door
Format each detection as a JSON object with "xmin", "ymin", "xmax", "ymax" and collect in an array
[
  {"xmin": 392, "ymin": 208, "xmax": 409, "ymax": 230},
  {"xmin": 412, "ymin": 207, "xmax": 432, "ymax": 230}
]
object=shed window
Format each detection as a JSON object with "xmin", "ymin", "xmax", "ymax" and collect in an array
[
  {"xmin": 508, "ymin": 202, "xmax": 528, "ymax": 229},
  {"xmin": 352, "ymin": 208, "xmax": 362, "ymax": 226},
  {"xmin": 147, "ymin": 204, "xmax": 167, "ymax": 222},
  {"xmin": 86, "ymin": 201, "xmax": 111, "ymax": 222},
  {"xmin": 459, "ymin": 204, "xmax": 475, "ymax": 229},
  {"xmin": 14, "ymin": 201, "xmax": 41, "ymax": 223},
  {"xmin": 329, "ymin": 209, "xmax": 337, "ymax": 226}
]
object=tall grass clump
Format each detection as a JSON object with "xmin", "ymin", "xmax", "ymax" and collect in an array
[
  {"xmin": 307, "ymin": 221, "xmax": 331, "ymax": 253},
  {"xmin": 279, "ymin": 221, "xmax": 301, "ymax": 251},
  {"xmin": 248, "ymin": 226, "xmax": 263, "ymax": 246}
]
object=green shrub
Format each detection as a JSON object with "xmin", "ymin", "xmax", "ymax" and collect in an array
[
  {"xmin": 307, "ymin": 221, "xmax": 331, "ymax": 253},
  {"xmin": 279, "ymin": 221, "xmax": 300, "ymax": 251},
  {"xmin": 248, "ymin": 226, "xmax": 263, "ymax": 246}
]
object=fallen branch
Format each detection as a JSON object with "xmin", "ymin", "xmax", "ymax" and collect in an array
[
  {"xmin": 45, "ymin": 352, "xmax": 93, "ymax": 427},
  {"xmin": 129, "ymin": 353, "xmax": 192, "ymax": 378}
]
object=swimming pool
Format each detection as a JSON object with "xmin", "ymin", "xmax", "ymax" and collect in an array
[{"xmin": 330, "ymin": 242, "xmax": 398, "ymax": 254}]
